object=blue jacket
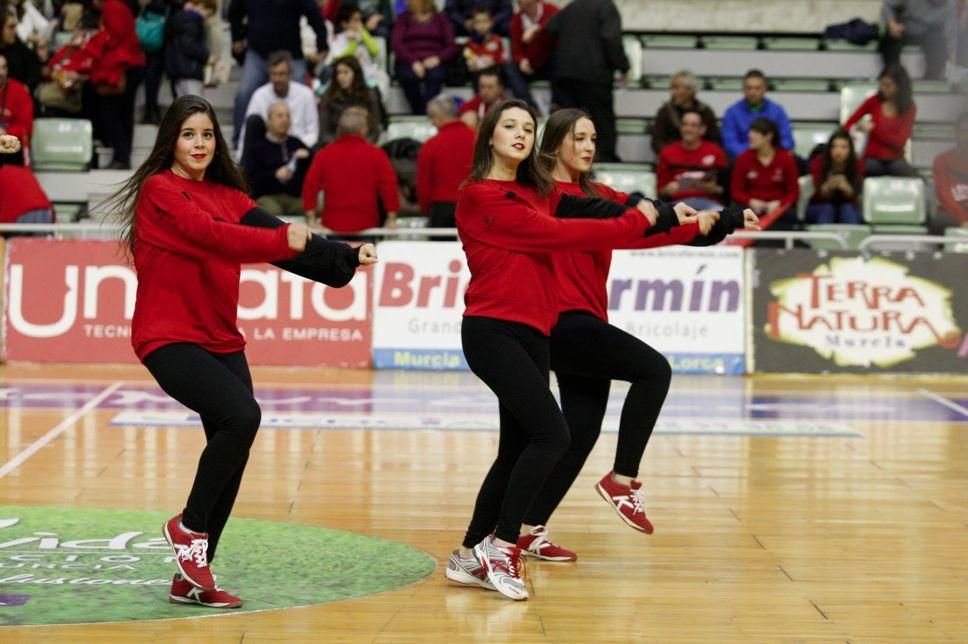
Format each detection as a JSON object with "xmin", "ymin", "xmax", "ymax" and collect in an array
[{"xmin": 721, "ymin": 98, "xmax": 795, "ymax": 160}]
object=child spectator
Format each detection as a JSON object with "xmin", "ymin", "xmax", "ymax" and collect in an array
[{"xmin": 326, "ymin": 3, "xmax": 390, "ymax": 97}]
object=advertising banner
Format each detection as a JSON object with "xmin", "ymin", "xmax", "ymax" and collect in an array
[
  {"xmin": 371, "ymin": 242, "xmax": 746, "ymax": 374},
  {"xmin": 2, "ymin": 239, "xmax": 371, "ymax": 366},
  {"xmin": 751, "ymin": 250, "xmax": 967, "ymax": 373}
]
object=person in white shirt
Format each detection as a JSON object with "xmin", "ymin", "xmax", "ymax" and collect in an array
[{"xmin": 238, "ymin": 50, "xmax": 319, "ymax": 158}]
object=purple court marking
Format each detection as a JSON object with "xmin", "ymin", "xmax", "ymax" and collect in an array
[{"xmin": 0, "ymin": 594, "xmax": 32, "ymax": 607}]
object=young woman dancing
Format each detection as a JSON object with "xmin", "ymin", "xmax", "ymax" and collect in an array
[{"xmin": 107, "ymin": 95, "xmax": 376, "ymax": 609}]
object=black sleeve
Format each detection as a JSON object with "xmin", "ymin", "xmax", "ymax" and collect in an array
[
  {"xmin": 641, "ymin": 200, "xmax": 679, "ymax": 237},
  {"xmin": 688, "ymin": 205, "xmax": 746, "ymax": 246},
  {"xmin": 553, "ymin": 193, "xmax": 630, "ymax": 219},
  {"xmin": 239, "ymin": 208, "xmax": 361, "ymax": 287}
]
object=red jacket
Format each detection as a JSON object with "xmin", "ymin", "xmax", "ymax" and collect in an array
[
  {"xmin": 552, "ymin": 181, "xmax": 700, "ymax": 321},
  {"xmin": 456, "ymin": 179, "xmax": 650, "ymax": 334},
  {"xmin": 84, "ymin": 0, "xmax": 146, "ymax": 89},
  {"xmin": 458, "ymin": 94, "xmax": 505, "ymax": 121},
  {"xmin": 48, "ymin": 31, "xmax": 97, "ymax": 75},
  {"xmin": 657, "ymin": 140, "xmax": 727, "ymax": 201},
  {"xmin": 0, "ymin": 165, "xmax": 51, "ymax": 222},
  {"xmin": 132, "ymin": 170, "xmax": 296, "ymax": 361},
  {"xmin": 302, "ymin": 134, "xmax": 400, "ymax": 232},
  {"xmin": 730, "ymin": 148, "xmax": 799, "ymax": 211},
  {"xmin": 0, "ymin": 78, "xmax": 34, "ymax": 141},
  {"xmin": 844, "ymin": 95, "xmax": 916, "ymax": 161},
  {"xmin": 416, "ymin": 120, "xmax": 476, "ymax": 213},
  {"xmin": 509, "ymin": 2, "xmax": 558, "ymax": 70},
  {"xmin": 464, "ymin": 33, "xmax": 507, "ymax": 66},
  {"xmin": 933, "ymin": 149, "xmax": 968, "ymax": 225}
]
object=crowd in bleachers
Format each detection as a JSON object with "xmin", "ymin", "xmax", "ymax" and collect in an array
[{"xmin": 0, "ymin": 0, "xmax": 966, "ymax": 240}]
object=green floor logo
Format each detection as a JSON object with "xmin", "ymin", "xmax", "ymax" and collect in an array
[{"xmin": 0, "ymin": 506, "xmax": 435, "ymax": 626}]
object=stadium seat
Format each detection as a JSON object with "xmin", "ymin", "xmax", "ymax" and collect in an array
[
  {"xmin": 795, "ymin": 175, "xmax": 814, "ymax": 221},
  {"xmin": 792, "ymin": 124, "xmax": 837, "ymax": 159},
  {"xmin": 373, "ymin": 36, "xmax": 388, "ymax": 74},
  {"xmin": 384, "ymin": 117, "xmax": 437, "ymax": 143},
  {"xmin": 944, "ymin": 226, "xmax": 968, "ymax": 253},
  {"xmin": 700, "ymin": 36, "xmax": 759, "ymax": 50},
  {"xmin": 31, "ymin": 118, "xmax": 93, "ymax": 171},
  {"xmin": 772, "ymin": 78, "xmax": 831, "ymax": 92},
  {"xmin": 622, "ymin": 36, "xmax": 643, "ymax": 85},
  {"xmin": 862, "ymin": 177, "xmax": 926, "ymax": 225},
  {"xmin": 839, "ymin": 83, "xmax": 876, "ymax": 123},
  {"xmin": 806, "ymin": 223, "xmax": 871, "ymax": 250},
  {"xmin": 762, "ymin": 37, "xmax": 821, "ymax": 51},
  {"xmin": 641, "ymin": 34, "xmax": 697, "ymax": 49},
  {"xmin": 707, "ymin": 77, "xmax": 744, "ymax": 91},
  {"xmin": 592, "ymin": 164, "xmax": 656, "ymax": 199}
]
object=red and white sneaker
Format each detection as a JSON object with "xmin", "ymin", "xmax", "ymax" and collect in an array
[
  {"xmin": 595, "ymin": 471, "xmax": 654, "ymax": 534},
  {"xmin": 169, "ymin": 574, "xmax": 243, "ymax": 609},
  {"xmin": 162, "ymin": 514, "xmax": 216, "ymax": 590},
  {"xmin": 472, "ymin": 536, "xmax": 528, "ymax": 601},
  {"xmin": 516, "ymin": 525, "xmax": 577, "ymax": 561},
  {"xmin": 444, "ymin": 549, "xmax": 496, "ymax": 590}
]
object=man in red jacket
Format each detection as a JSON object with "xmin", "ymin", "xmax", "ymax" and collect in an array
[
  {"xmin": 509, "ymin": 0, "xmax": 557, "ymax": 81},
  {"xmin": 417, "ymin": 94, "xmax": 476, "ymax": 228},
  {"xmin": 302, "ymin": 106, "xmax": 400, "ymax": 232},
  {"xmin": 459, "ymin": 67, "xmax": 506, "ymax": 130},
  {"xmin": 0, "ymin": 53, "xmax": 33, "ymax": 165},
  {"xmin": 657, "ymin": 109, "xmax": 728, "ymax": 211},
  {"xmin": 931, "ymin": 111, "xmax": 968, "ymax": 233}
]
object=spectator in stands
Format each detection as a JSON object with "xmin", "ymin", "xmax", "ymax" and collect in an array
[
  {"xmin": 355, "ymin": 0, "xmax": 395, "ymax": 39},
  {"xmin": 844, "ymin": 64, "xmax": 918, "ymax": 178},
  {"xmin": 242, "ymin": 102, "xmax": 312, "ymax": 220},
  {"xmin": 139, "ymin": 0, "xmax": 168, "ymax": 125},
  {"xmin": 8, "ymin": 0, "xmax": 51, "ymax": 51},
  {"xmin": 880, "ymin": 0, "xmax": 956, "ymax": 80},
  {"xmin": 165, "ymin": 0, "xmax": 216, "ymax": 99},
  {"xmin": 37, "ymin": 12, "xmax": 95, "ymax": 118},
  {"xmin": 445, "ymin": 0, "xmax": 512, "ymax": 37},
  {"xmin": 464, "ymin": 6, "xmax": 532, "ymax": 105},
  {"xmin": 509, "ymin": 0, "xmax": 558, "ymax": 100},
  {"xmin": 657, "ymin": 109, "xmax": 727, "ymax": 211},
  {"xmin": 651, "ymin": 70, "xmax": 720, "ymax": 155},
  {"xmin": 545, "ymin": 0, "xmax": 627, "ymax": 162},
  {"xmin": 325, "ymin": 3, "xmax": 390, "ymax": 97},
  {"xmin": 721, "ymin": 69, "xmax": 794, "ymax": 162},
  {"xmin": 730, "ymin": 117, "xmax": 799, "ymax": 229},
  {"xmin": 86, "ymin": 0, "xmax": 146, "ymax": 170},
  {"xmin": 806, "ymin": 129, "xmax": 865, "ymax": 225},
  {"xmin": 1, "ymin": 12, "xmax": 41, "ymax": 89},
  {"xmin": 0, "ymin": 162, "xmax": 54, "ymax": 228},
  {"xmin": 0, "ymin": 52, "xmax": 33, "ymax": 165},
  {"xmin": 391, "ymin": 0, "xmax": 457, "ymax": 115},
  {"xmin": 229, "ymin": 0, "xmax": 327, "ymax": 146},
  {"xmin": 458, "ymin": 65, "xmax": 506, "ymax": 129},
  {"xmin": 302, "ymin": 106, "xmax": 400, "ymax": 231},
  {"xmin": 417, "ymin": 94, "xmax": 475, "ymax": 226},
  {"xmin": 241, "ymin": 51, "xmax": 319, "ymax": 158},
  {"xmin": 318, "ymin": 54, "xmax": 385, "ymax": 146},
  {"xmin": 930, "ymin": 111, "xmax": 968, "ymax": 232}
]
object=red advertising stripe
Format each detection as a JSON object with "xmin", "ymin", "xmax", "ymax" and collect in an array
[{"xmin": 2, "ymin": 239, "xmax": 371, "ymax": 366}]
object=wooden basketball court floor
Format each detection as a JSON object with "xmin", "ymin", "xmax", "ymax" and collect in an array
[{"xmin": 0, "ymin": 362, "xmax": 965, "ymax": 642}]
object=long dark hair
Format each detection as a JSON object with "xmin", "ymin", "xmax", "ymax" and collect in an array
[
  {"xmin": 469, "ymin": 98, "xmax": 553, "ymax": 196},
  {"xmin": 321, "ymin": 55, "xmax": 372, "ymax": 106},
  {"xmin": 820, "ymin": 129, "xmax": 860, "ymax": 190},
  {"xmin": 538, "ymin": 108, "xmax": 599, "ymax": 197},
  {"xmin": 106, "ymin": 95, "xmax": 247, "ymax": 256},
  {"xmin": 878, "ymin": 64, "xmax": 914, "ymax": 116}
]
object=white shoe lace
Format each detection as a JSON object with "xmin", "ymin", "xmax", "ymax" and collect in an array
[
  {"xmin": 630, "ymin": 488, "xmax": 645, "ymax": 516},
  {"xmin": 179, "ymin": 538, "xmax": 209, "ymax": 568}
]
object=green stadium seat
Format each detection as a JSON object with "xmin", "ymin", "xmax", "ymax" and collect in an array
[
  {"xmin": 806, "ymin": 224, "xmax": 871, "ymax": 250},
  {"xmin": 839, "ymin": 83, "xmax": 876, "ymax": 123},
  {"xmin": 707, "ymin": 77, "xmax": 744, "ymax": 91},
  {"xmin": 700, "ymin": 36, "xmax": 759, "ymax": 50},
  {"xmin": 824, "ymin": 40, "xmax": 879, "ymax": 51},
  {"xmin": 642, "ymin": 75, "xmax": 673, "ymax": 90},
  {"xmin": 385, "ymin": 117, "xmax": 437, "ymax": 143},
  {"xmin": 592, "ymin": 164, "xmax": 656, "ymax": 199},
  {"xmin": 944, "ymin": 226, "xmax": 968, "ymax": 253},
  {"xmin": 623, "ymin": 36, "xmax": 643, "ymax": 85},
  {"xmin": 772, "ymin": 78, "xmax": 832, "ymax": 92},
  {"xmin": 862, "ymin": 177, "xmax": 926, "ymax": 225},
  {"xmin": 795, "ymin": 175, "xmax": 814, "ymax": 221},
  {"xmin": 31, "ymin": 118, "xmax": 93, "ymax": 171},
  {"xmin": 762, "ymin": 37, "xmax": 821, "ymax": 51},
  {"xmin": 912, "ymin": 79, "xmax": 952, "ymax": 94},
  {"xmin": 641, "ymin": 35, "xmax": 697, "ymax": 49},
  {"xmin": 792, "ymin": 124, "xmax": 837, "ymax": 159}
]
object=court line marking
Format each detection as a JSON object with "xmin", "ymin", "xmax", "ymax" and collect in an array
[
  {"xmin": 0, "ymin": 382, "xmax": 124, "ymax": 480},
  {"xmin": 917, "ymin": 388, "xmax": 968, "ymax": 419}
]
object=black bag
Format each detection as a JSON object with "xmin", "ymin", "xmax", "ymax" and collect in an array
[{"xmin": 822, "ymin": 18, "xmax": 879, "ymax": 46}]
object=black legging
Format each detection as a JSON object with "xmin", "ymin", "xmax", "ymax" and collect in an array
[
  {"xmin": 523, "ymin": 311, "xmax": 672, "ymax": 527},
  {"xmin": 143, "ymin": 343, "xmax": 261, "ymax": 563},
  {"xmin": 461, "ymin": 316, "xmax": 571, "ymax": 547}
]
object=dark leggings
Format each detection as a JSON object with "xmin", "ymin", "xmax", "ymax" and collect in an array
[
  {"xmin": 523, "ymin": 312, "xmax": 672, "ymax": 527},
  {"xmin": 143, "ymin": 343, "xmax": 261, "ymax": 563},
  {"xmin": 461, "ymin": 316, "xmax": 571, "ymax": 546}
]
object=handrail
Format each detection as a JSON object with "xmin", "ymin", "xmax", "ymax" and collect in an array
[
  {"xmin": 727, "ymin": 230, "xmax": 848, "ymax": 249},
  {"xmin": 858, "ymin": 235, "xmax": 966, "ymax": 251}
]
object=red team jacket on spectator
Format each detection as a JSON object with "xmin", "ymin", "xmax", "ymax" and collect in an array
[
  {"xmin": 0, "ymin": 77, "xmax": 34, "ymax": 140},
  {"xmin": 0, "ymin": 165, "xmax": 52, "ymax": 222},
  {"xmin": 301, "ymin": 134, "xmax": 400, "ymax": 232},
  {"xmin": 656, "ymin": 140, "xmax": 727, "ymax": 201},
  {"xmin": 84, "ymin": 0, "xmax": 146, "ymax": 89},
  {"xmin": 509, "ymin": 1, "xmax": 558, "ymax": 70},
  {"xmin": 844, "ymin": 95, "xmax": 917, "ymax": 161},
  {"xmin": 552, "ymin": 181, "xmax": 700, "ymax": 321},
  {"xmin": 933, "ymin": 150, "xmax": 968, "ymax": 224},
  {"xmin": 730, "ymin": 148, "xmax": 799, "ymax": 213},
  {"xmin": 458, "ymin": 94, "xmax": 505, "ymax": 120},
  {"xmin": 131, "ymin": 171, "xmax": 296, "ymax": 361},
  {"xmin": 456, "ymin": 179, "xmax": 650, "ymax": 335},
  {"xmin": 416, "ymin": 120, "xmax": 476, "ymax": 213}
]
